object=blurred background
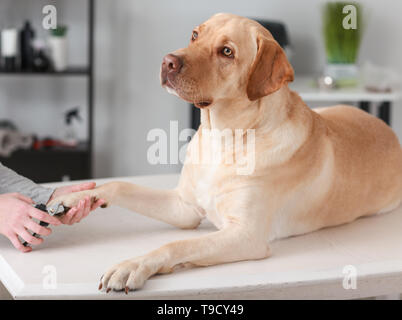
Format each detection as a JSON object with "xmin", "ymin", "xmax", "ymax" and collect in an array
[{"xmin": 0, "ymin": 0, "xmax": 401, "ymax": 182}]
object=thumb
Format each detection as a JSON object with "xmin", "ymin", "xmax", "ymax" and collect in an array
[{"xmin": 14, "ymin": 193, "xmax": 35, "ymax": 204}]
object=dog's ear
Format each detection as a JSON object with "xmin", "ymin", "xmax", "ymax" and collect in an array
[{"xmin": 247, "ymin": 36, "xmax": 294, "ymax": 101}]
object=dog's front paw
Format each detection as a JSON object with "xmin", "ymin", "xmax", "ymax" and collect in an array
[
  {"xmin": 49, "ymin": 190, "xmax": 108, "ymax": 210},
  {"xmin": 99, "ymin": 256, "xmax": 165, "ymax": 293}
]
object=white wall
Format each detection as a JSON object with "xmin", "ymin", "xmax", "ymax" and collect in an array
[{"xmin": 1, "ymin": 1, "xmax": 401, "ymax": 179}]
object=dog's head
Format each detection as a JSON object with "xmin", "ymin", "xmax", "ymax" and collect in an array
[{"xmin": 160, "ymin": 13, "xmax": 294, "ymax": 108}]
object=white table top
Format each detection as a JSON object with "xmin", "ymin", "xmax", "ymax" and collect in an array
[
  {"xmin": 1, "ymin": 174, "xmax": 402, "ymax": 300},
  {"xmin": 290, "ymin": 75, "xmax": 401, "ymax": 102}
]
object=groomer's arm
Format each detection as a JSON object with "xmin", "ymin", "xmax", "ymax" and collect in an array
[{"xmin": 0, "ymin": 162, "xmax": 55, "ymax": 205}]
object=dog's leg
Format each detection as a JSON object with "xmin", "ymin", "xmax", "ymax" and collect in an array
[
  {"xmin": 101, "ymin": 225, "xmax": 270, "ymax": 292},
  {"xmin": 49, "ymin": 182, "xmax": 203, "ymax": 229}
]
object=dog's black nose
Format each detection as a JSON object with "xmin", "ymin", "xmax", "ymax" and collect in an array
[{"xmin": 162, "ymin": 54, "xmax": 183, "ymax": 74}]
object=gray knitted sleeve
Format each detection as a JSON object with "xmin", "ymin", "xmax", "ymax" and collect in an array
[{"xmin": 0, "ymin": 162, "xmax": 55, "ymax": 204}]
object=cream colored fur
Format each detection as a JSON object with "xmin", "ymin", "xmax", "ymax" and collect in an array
[{"xmin": 50, "ymin": 14, "xmax": 402, "ymax": 293}]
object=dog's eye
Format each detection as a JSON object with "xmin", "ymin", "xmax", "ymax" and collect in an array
[
  {"xmin": 191, "ymin": 31, "xmax": 198, "ymax": 41},
  {"xmin": 221, "ymin": 47, "xmax": 234, "ymax": 58}
]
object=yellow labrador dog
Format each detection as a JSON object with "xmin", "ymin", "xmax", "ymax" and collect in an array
[{"xmin": 51, "ymin": 13, "xmax": 402, "ymax": 293}]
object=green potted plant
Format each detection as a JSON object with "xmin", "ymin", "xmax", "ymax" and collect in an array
[
  {"xmin": 48, "ymin": 25, "xmax": 68, "ymax": 71},
  {"xmin": 322, "ymin": 2, "xmax": 363, "ymax": 86}
]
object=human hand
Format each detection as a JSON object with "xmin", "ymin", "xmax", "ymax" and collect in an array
[
  {"xmin": 0, "ymin": 193, "xmax": 61, "ymax": 253},
  {"xmin": 48, "ymin": 182, "xmax": 106, "ymax": 225}
]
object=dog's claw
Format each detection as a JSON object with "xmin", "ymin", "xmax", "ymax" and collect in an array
[
  {"xmin": 125, "ymin": 286, "xmax": 129, "ymax": 294},
  {"xmin": 98, "ymin": 283, "xmax": 103, "ymax": 290},
  {"xmin": 106, "ymin": 288, "xmax": 111, "ymax": 293}
]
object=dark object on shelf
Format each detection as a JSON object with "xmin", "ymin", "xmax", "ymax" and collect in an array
[
  {"xmin": 65, "ymin": 107, "xmax": 82, "ymax": 125},
  {"xmin": 20, "ymin": 21, "xmax": 35, "ymax": 70},
  {"xmin": 32, "ymin": 43, "xmax": 51, "ymax": 72}
]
